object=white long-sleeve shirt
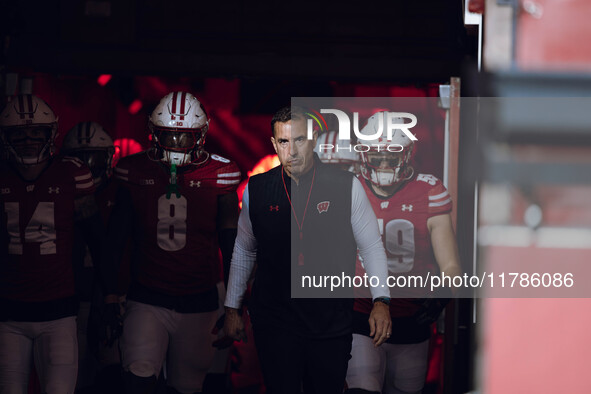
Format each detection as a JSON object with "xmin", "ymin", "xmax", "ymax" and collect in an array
[{"xmin": 225, "ymin": 176, "xmax": 390, "ymax": 309}]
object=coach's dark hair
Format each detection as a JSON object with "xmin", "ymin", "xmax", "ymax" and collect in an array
[{"xmin": 271, "ymin": 106, "xmax": 306, "ymax": 136}]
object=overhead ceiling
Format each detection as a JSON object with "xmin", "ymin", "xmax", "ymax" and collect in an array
[{"xmin": 2, "ymin": 0, "xmax": 470, "ymax": 82}]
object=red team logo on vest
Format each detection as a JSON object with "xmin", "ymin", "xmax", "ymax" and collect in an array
[
  {"xmin": 269, "ymin": 205, "xmax": 279, "ymax": 211},
  {"xmin": 317, "ymin": 201, "xmax": 330, "ymax": 213}
]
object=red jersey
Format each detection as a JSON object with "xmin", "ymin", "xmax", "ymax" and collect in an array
[
  {"xmin": 114, "ymin": 152, "xmax": 240, "ymax": 296},
  {"xmin": 354, "ymin": 173, "xmax": 452, "ymax": 317},
  {"xmin": 0, "ymin": 156, "xmax": 95, "ymax": 302}
]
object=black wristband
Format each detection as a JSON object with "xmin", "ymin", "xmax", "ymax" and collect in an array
[{"xmin": 373, "ymin": 296, "xmax": 391, "ymax": 306}]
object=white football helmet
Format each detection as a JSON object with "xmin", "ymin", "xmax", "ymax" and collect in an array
[
  {"xmin": 359, "ymin": 111, "xmax": 415, "ymax": 187},
  {"xmin": 62, "ymin": 121, "xmax": 115, "ymax": 187},
  {"xmin": 0, "ymin": 94, "xmax": 58, "ymax": 165},
  {"xmin": 315, "ymin": 130, "xmax": 360, "ymax": 174},
  {"xmin": 148, "ymin": 91, "xmax": 209, "ymax": 166}
]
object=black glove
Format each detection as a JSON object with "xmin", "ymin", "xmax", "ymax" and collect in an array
[
  {"xmin": 412, "ymin": 287, "xmax": 452, "ymax": 326},
  {"xmin": 101, "ymin": 302, "xmax": 123, "ymax": 347}
]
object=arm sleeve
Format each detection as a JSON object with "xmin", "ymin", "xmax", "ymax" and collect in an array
[
  {"xmin": 350, "ymin": 177, "xmax": 390, "ymax": 300},
  {"xmin": 69, "ymin": 157, "xmax": 96, "ymax": 197},
  {"xmin": 427, "ymin": 178, "xmax": 453, "ymax": 216},
  {"xmin": 224, "ymin": 184, "xmax": 258, "ymax": 309},
  {"xmin": 218, "ymin": 228, "xmax": 237, "ymax": 287},
  {"xmin": 217, "ymin": 161, "xmax": 242, "ymax": 193}
]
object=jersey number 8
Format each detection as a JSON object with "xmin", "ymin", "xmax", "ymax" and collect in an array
[{"xmin": 157, "ymin": 194, "xmax": 187, "ymax": 251}]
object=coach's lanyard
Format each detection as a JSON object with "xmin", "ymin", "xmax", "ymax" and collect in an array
[
  {"xmin": 281, "ymin": 166, "xmax": 316, "ymax": 240},
  {"xmin": 281, "ymin": 166, "xmax": 316, "ymax": 266},
  {"xmin": 282, "ymin": 166, "xmax": 315, "ymax": 266}
]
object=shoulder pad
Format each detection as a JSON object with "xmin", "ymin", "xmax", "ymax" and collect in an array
[
  {"xmin": 415, "ymin": 173, "xmax": 440, "ymax": 187},
  {"xmin": 211, "ymin": 154, "xmax": 231, "ymax": 163},
  {"xmin": 60, "ymin": 156, "xmax": 85, "ymax": 168}
]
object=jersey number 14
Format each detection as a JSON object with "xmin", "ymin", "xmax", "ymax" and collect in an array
[{"xmin": 4, "ymin": 202, "xmax": 57, "ymax": 255}]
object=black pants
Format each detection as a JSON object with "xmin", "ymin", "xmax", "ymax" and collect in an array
[{"xmin": 253, "ymin": 326, "xmax": 352, "ymax": 394}]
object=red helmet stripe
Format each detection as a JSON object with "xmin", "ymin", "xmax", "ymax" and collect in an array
[
  {"xmin": 86, "ymin": 121, "xmax": 92, "ymax": 143},
  {"xmin": 179, "ymin": 92, "xmax": 187, "ymax": 119},
  {"xmin": 171, "ymin": 92, "xmax": 178, "ymax": 117},
  {"xmin": 17, "ymin": 95, "xmax": 25, "ymax": 119},
  {"xmin": 77, "ymin": 123, "xmax": 83, "ymax": 144},
  {"xmin": 26, "ymin": 95, "xmax": 34, "ymax": 118}
]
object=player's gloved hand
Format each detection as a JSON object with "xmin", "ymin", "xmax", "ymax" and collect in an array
[
  {"xmin": 101, "ymin": 302, "xmax": 123, "ymax": 347},
  {"xmin": 412, "ymin": 287, "xmax": 452, "ymax": 326}
]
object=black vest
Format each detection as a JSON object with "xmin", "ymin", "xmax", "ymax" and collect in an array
[{"xmin": 248, "ymin": 158, "xmax": 357, "ymax": 338}]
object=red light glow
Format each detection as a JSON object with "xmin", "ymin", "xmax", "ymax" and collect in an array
[
  {"xmin": 97, "ymin": 74, "xmax": 112, "ymax": 86},
  {"xmin": 128, "ymin": 99, "xmax": 143, "ymax": 115},
  {"xmin": 112, "ymin": 138, "xmax": 143, "ymax": 166},
  {"xmin": 238, "ymin": 154, "xmax": 280, "ymax": 208}
]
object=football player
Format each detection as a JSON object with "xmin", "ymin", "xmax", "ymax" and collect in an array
[
  {"xmin": 61, "ymin": 122, "xmax": 121, "ymax": 390},
  {"xmin": 315, "ymin": 130, "xmax": 360, "ymax": 174},
  {"xmin": 345, "ymin": 111, "xmax": 462, "ymax": 394},
  {"xmin": 102, "ymin": 92, "xmax": 240, "ymax": 394},
  {"xmin": 0, "ymin": 95, "xmax": 105, "ymax": 394}
]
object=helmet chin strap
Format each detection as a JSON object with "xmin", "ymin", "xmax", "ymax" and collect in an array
[
  {"xmin": 190, "ymin": 150, "xmax": 209, "ymax": 166},
  {"xmin": 403, "ymin": 166, "xmax": 414, "ymax": 181}
]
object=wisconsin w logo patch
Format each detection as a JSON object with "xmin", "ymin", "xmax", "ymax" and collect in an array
[{"xmin": 317, "ymin": 201, "xmax": 330, "ymax": 214}]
